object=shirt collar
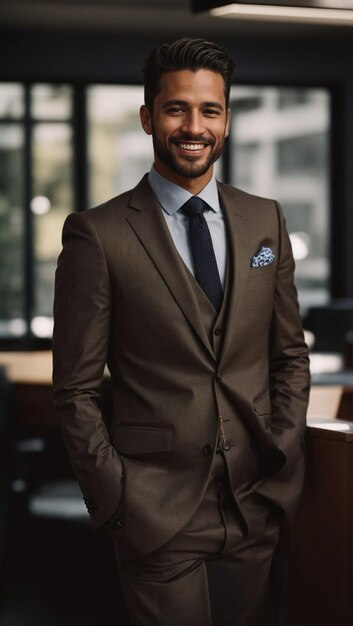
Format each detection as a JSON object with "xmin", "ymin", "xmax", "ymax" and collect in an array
[{"xmin": 148, "ymin": 166, "xmax": 220, "ymax": 216}]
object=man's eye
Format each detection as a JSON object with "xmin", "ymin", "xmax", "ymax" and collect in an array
[
  {"xmin": 167, "ymin": 107, "xmax": 184, "ymax": 114},
  {"xmin": 204, "ymin": 109, "xmax": 220, "ymax": 116}
]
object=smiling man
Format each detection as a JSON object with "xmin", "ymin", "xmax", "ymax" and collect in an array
[
  {"xmin": 53, "ymin": 38, "xmax": 310, "ymax": 626},
  {"xmin": 140, "ymin": 67, "xmax": 230, "ymax": 187}
]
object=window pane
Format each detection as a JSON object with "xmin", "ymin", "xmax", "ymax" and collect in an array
[
  {"xmin": 0, "ymin": 125, "xmax": 25, "ymax": 336},
  {"xmin": 31, "ymin": 85, "xmax": 72, "ymax": 120},
  {"xmin": 229, "ymin": 86, "xmax": 330, "ymax": 313},
  {"xmin": 32, "ymin": 123, "xmax": 73, "ymax": 336},
  {"xmin": 0, "ymin": 84, "xmax": 24, "ymax": 118},
  {"xmin": 87, "ymin": 86, "xmax": 153, "ymax": 206}
]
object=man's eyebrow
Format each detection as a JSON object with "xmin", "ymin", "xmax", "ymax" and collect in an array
[{"xmin": 162, "ymin": 99, "xmax": 224, "ymax": 111}]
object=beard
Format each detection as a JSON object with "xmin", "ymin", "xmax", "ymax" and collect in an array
[{"xmin": 151, "ymin": 131, "xmax": 226, "ymax": 179}]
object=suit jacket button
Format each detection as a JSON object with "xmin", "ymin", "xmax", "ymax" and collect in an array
[
  {"xmin": 203, "ymin": 444, "xmax": 213, "ymax": 456},
  {"xmin": 214, "ymin": 328, "xmax": 222, "ymax": 336}
]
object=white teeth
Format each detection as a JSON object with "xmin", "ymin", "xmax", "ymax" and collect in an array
[{"xmin": 178, "ymin": 143, "xmax": 205, "ymax": 151}]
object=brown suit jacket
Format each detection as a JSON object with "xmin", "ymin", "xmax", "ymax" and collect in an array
[{"xmin": 52, "ymin": 175, "xmax": 310, "ymax": 559}]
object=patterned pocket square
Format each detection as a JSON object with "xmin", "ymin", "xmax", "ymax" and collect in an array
[{"xmin": 251, "ymin": 246, "xmax": 276, "ymax": 268}]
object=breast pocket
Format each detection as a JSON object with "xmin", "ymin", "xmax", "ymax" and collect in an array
[
  {"xmin": 244, "ymin": 266, "xmax": 276, "ymax": 327},
  {"xmin": 253, "ymin": 394, "xmax": 272, "ymax": 428},
  {"xmin": 249, "ymin": 263, "xmax": 277, "ymax": 278}
]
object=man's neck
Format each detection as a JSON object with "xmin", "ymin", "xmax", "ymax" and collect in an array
[{"xmin": 153, "ymin": 164, "xmax": 213, "ymax": 195}]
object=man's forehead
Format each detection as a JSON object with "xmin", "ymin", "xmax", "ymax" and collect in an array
[{"xmin": 157, "ymin": 69, "xmax": 226, "ymax": 103}]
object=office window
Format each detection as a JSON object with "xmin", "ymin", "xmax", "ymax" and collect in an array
[
  {"xmin": 31, "ymin": 84, "xmax": 72, "ymax": 120},
  {"xmin": 87, "ymin": 86, "xmax": 153, "ymax": 206},
  {"xmin": 0, "ymin": 82, "xmax": 332, "ymax": 344},
  {"xmin": 230, "ymin": 86, "xmax": 330, "ymax": 312},
  {"xmin": 0, "ymin": 118, "xmax": 25, "ymax": 336},
  {"xmin": 0, "ymin": 84, "xmax": 25, "ymax": 337},
  {"xmin": 32, "ymin": 122, "xmax": 73, "ymax": 333},
  {"xmin": 0, "ymin": 83, "xmax": 73, "ymax": 339},
  {"xmin": 31, "ymin": 85, "xmax": 73, "ymax": 336}
]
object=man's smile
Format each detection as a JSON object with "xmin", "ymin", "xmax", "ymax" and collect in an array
[
  {"xmin": 172, "ymin": 138, "xmax": 215, "ymax": 156},
  {"xmin": 176, "ymin": 142, "xmax": 206, "ymax": 152}
]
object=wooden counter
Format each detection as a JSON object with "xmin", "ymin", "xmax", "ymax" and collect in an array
[
  {"xmin": 287, "ymin": 421, "xmax": 353, "ymax": 626},
  {"xmin": 0, "ymin": 351, "xmax": 52, "ymax": 385}
]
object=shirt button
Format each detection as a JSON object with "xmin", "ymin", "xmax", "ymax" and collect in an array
[{"xmin": 203, "ymin": 444, "xmax": 213, "ymax": 456}]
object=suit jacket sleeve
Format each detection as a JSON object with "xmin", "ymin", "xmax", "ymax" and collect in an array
[
  {"xmin": 52, "ymin": 211, "xmax": 123, "ymax": 529},
  {"xmin": 254, "ymin": 201, "xmax": 310, "ymax": 518}
]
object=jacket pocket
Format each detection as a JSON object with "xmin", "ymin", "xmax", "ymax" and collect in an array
[
  {"xmin": 249, "ymin": 263, "xmax": 276, "ymax": 278},
  {"xmin": 253, "ymin": 393, "xmax": 272, "ymax": 417},
  {"xmin": 112, "ymin": 423, "xmax": 173, "ymax": 455}
]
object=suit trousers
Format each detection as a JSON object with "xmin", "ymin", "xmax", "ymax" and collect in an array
[{"xmin": 116, "ymin": 451, "xmax": 281, "ymax": 626}]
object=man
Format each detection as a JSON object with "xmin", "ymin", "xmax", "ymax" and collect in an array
[{"xmin": 52, "ymin": 38, "xmax": 310, "ymax": 626}]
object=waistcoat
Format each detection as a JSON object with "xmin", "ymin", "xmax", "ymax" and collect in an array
[{"xmin": 182, "ymin": 244, "xmax": 232, "ymax": 361}]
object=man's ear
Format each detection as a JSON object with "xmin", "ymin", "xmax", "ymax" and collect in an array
[
  {"xmin": 225, "ymin": 108, "xmax": 231, "ymax": 138},
  {"xmin": 140, "ymin": 105, "xmax": 152, "ymax": 135}
]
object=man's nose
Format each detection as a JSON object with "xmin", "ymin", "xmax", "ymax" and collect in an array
[{"xmin": 181, "ymin": 111, "xmax": 205, "ymax": 136}]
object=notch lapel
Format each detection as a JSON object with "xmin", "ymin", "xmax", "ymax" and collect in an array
[{"xmin": 126, "ymin": 177, "xmax": 216, "ymax": 362}]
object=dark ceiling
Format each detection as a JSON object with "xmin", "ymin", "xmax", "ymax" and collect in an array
[{"xmin": 0, "ymin": 0, "xmax": 353, "ymax": 40}]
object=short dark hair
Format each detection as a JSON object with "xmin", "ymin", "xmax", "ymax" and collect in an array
[{"xmin": 143, "ymin": 37, "xmax": 235, "ymax": 112}]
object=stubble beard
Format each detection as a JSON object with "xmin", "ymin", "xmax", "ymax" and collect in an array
[{"xmin": 152, "ymin": 132, "xmax": 226, "ymax": 179}]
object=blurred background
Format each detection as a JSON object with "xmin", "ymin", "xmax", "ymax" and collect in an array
[{"xmin": 0, "ymin": 1, "xmax": 353, "ymax": 625}]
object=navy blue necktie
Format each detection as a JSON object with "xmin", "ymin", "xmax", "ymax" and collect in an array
[{"xmin": 180, "ymin": 196, "xmax": 223, "ymax": 312}]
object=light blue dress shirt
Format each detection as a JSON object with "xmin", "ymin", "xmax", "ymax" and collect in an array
[{"xmin": 148, "ymin": 167, "xmax": 228, "ymax": 287}]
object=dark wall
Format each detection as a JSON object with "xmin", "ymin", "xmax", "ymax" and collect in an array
[{"xmin": 1, "ymin": 27, "xmax": 353, "ymax": 297}]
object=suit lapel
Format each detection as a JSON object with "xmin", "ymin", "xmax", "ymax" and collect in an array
[
  {"xmin": 217, "ymin": 183, "xmax": 250, "ymax": 366},
  {"xmin": 126, "ymin": 176, "xmax": 216, "ymax": 362}
]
